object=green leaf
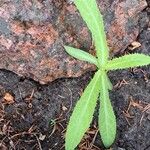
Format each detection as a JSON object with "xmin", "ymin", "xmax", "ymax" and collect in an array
[
  {"xmin": 104, "ymin": 73, "xmax": 113, "ymax": 90},
  {"xmin": 65, "ymin": 70, "xmax": 101, "ymax": 150},
  {"xmin": 64, "ymin": 46, "xmax": 99, "ymax": 67},
  {"xmin": 74, "ymin": 0, "xmax": 109, "ymax": 65},
  {"xmin": 99, "ymin": 71, "xmax": 116, "ymax": 148},
  {"xmin": 105, "ymin": 53, "xmax": 150, "ymax": 71}
]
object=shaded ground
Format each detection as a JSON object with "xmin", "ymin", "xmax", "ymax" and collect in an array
[{"xmin": 0, "ymin": 1, "xmax": 150, "ymax": 150}]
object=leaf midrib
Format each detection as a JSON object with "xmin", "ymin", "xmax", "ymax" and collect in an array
[
  {"xmin": 76, "ymin": 72, "xmax": 100, "ymax": 124},
  {"xmin": 76, "ymin": 0, "xmax": 104, "ymax": 63},
  {"xmin": 101, "ymin": 76, "xmax": 109, "ymax": 139}
]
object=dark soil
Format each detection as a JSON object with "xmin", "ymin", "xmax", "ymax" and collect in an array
[{"xmin": 0, "ymin": 2, "xmax": 150, "ymax": 150}]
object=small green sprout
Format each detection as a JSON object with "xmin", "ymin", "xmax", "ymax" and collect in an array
[{"xmin": 64, "ymin": 0, "xmax": 150, "ymax": 149}]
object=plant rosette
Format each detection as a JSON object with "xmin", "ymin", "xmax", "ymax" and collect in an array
[{"xmin": 64, "ymin": 0, "xmax": 150, "ymax": 149}]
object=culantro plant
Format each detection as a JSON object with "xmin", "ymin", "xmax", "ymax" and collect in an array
[{"xmin": 64, "ymin": 0, "xmax": 150, "ymax": 149}]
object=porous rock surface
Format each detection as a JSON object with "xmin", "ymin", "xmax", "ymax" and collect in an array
[{"xmin": 0, "ymin": 0, "xmax": 148, "ymax": 84}]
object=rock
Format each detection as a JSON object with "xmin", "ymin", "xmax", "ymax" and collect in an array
[{"xmin": 0, "ymin": 0, "xmax": 147, "ymax": 84}]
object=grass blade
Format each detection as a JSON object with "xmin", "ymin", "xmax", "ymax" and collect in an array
[
  {"xmin": 65, "ymin": 70, "xmax": 101, "ymax": 150},
  {"xmin": 105, "ymin": 53, "xmax": 150, "ymax": 71},
  {"xmin": 74, "ymin": 0, "xmax": 109, "ymax": 65},
  {"xmin": 64, "ymin": 46, "xmax": 99, "ymax": 67},
  {"xmin": 99, "ymin": 71, "xmax": 116, "ymax": 148}
]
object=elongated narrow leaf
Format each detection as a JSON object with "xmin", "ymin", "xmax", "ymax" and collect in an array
[
  {"xmin": 74, "ymin": 0, "xmax": 109, "ymax": 65},
  {"xmin": 64, "ymin": 46, "xmax": 99, "ymax": 67},
  {"xmin": 104, "ymin": 73, "xmax": 113, "ymax": 90},
  {"xmin": 99, "ymin": 71, "xmax": 116, "ymax": 148},
  {"xmin": 65, "ymin": 70, "xmax": 101, "ymax": 150},
  {"xmin": 105, "ymin": 53, "xmax": 150, "ymax": 71}
]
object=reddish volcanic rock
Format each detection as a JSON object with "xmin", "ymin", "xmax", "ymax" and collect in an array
[{"xmin": 0, "ymin": 0, "xmax": 148, "ymax": 84}]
